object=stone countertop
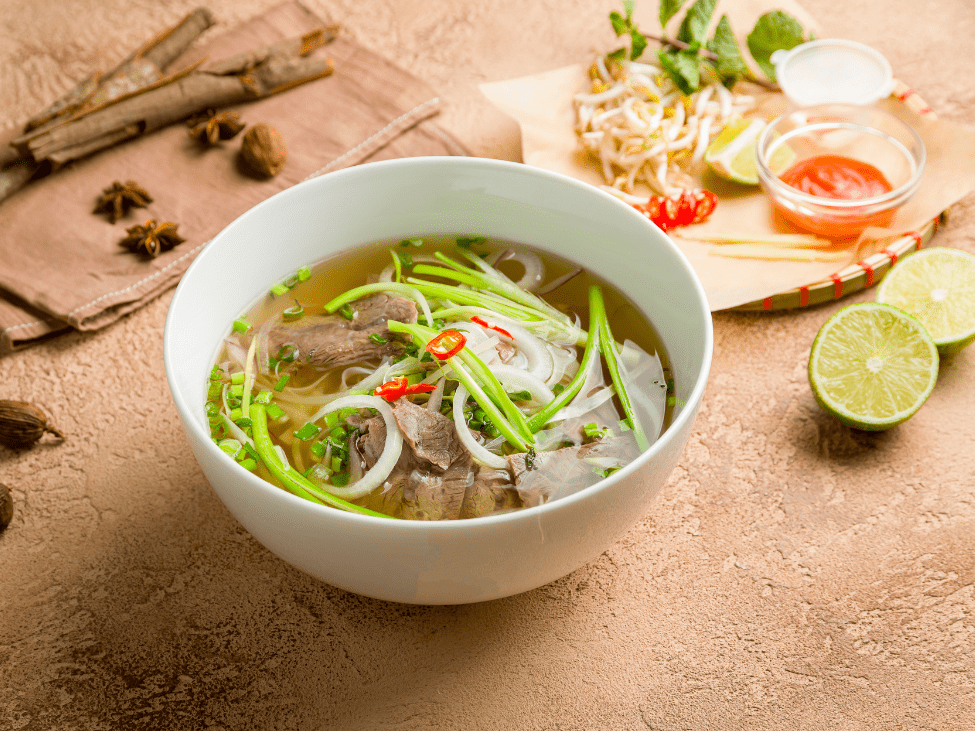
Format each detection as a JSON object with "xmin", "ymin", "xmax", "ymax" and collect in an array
[{"xmin": 2, "ymin": 0, "xmax": 974, "ymax": 728}]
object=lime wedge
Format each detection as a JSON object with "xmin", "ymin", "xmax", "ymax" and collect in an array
[
  {"xmin": 876, "ymin": 247, "xmax": 975, "ymax": 354},
  {"xmin": 706, "ymin": 118, "xmax": 794, "ymax": 185},
  {"xmin": 808, "ymin": 303, "xmax": 939, "ymax": 430}
]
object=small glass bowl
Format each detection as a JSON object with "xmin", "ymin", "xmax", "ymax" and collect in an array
[{"xmin": 756, "ymin": 104, "xmax": 925, "ymax": 238}]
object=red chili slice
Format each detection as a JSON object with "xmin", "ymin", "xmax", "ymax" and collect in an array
[
  {"xmin": 373, "ymin": 378, "xmax": 437, "ymax": 402},
  {"xmin": 634, "ymin": 189, "xmax": 718, "ymax": 231},
  {"xmin": 374, "ymin": 377, "xmax": 408, "ymax": 402},
  {"xmin": 470, "ymin": 315, "xmax": 514, "ymax": 340},
  {"xmin": 425, "ymin": 330, "xmax": 467, "ymax": 360}
]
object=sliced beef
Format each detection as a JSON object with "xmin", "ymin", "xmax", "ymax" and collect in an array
[
  {"xmin": 265, "ymin": 294, "xmax": 417, "ymax": 369},
  {"xmin": 507, "ymin": 435, "xmax": 641, "ymax": 507},
  {"xmin": 351, "ymin": 404, "xmax": 520, "ymax": 520},
  {"xmin": 401, "ymin": 452, "xmax": 474, "ymax": 521},
  {"xmin": 461, "ymin": 466, "xmax": 521, "ymax": 518},
  {"xmin": 392, "ymin": 399, "xmax": 465, "ymax": 471}
]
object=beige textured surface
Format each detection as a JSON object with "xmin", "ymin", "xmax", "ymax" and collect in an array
[{"xmin": 2, "ymin": 1, "xmax": 974, "ymax": 729}]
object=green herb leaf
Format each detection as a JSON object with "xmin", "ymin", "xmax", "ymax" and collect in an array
[
  {"xmin": 657, "ymin": 48, "xmax": 700, "ymax": 95},
  {"xmin": 677, "ymin": 0, "xmax": 717, "ymax": 44},
  {"xmin": 607, "ymin": 47, "xmax": 627, "ymax": 63},
  {"xmin": 629, "ymin": 27, "xmax": 648, "ymax": 60},
  {"xmin": 659, "ymin": 0, "xmax": 687, "ymax": 28},
  {"xmin": 610, "ymin": 10, "xmax": 628, "ymax": 35},
  {"xmin": 706, "ymin": 15, "xmax": 750, "ymax": 86},
  {"xmin": 746, "ymin": 10, "xmax": 805, "ymax": 80}
]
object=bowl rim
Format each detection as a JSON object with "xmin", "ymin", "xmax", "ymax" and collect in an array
[
  {"xmin": 756, "ymin": 103, "xmax": 926, "ymax": 210},
  {"xmin": 164, "ymin": 155, "xmax": 714, "ymax": 531}
]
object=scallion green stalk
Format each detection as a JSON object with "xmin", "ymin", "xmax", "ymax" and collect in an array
[
  {"xmin": 249, "ymin": 404, "xmax": 392, "ymax": 518},
  {"xmin": 590, "ymin": 285, "xmax": 650, "ymax": 452},
  {"xmin": 526, "ymin": 293, "xmax": 602, "ymax": 432},
  {"xmin": 323, "ymin": 282, "xmax": 434, "ymax": 327},
  {"xmin": 388, "ymin": 321, "xmax": 528, "ymax": 451}
]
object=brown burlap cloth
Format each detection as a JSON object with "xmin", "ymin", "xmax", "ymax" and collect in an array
[{"xmin": 0, "ymin": 1, "xmax": 468, "ymax": 355}]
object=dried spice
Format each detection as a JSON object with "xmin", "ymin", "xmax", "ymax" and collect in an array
[
  {"xmin": 0, "ymin": 400, "xmax": 65, "ymax": 449},
  {"xmin": 0, "ymin": 483, "xmax": 12, "ymax": 532},
  {"xmin": 93, "ymin": 180, "xmax": 153, "ymax": 223},
  {"xmin": 239, "ymin": 123, "xmax": 287, "ymax": 178},
  {"xmin": 120, "ymin": 219, "xmax": 186, "ymax": 257},
  {"xmin": 187, "ymin": 109, "xmax": 245, "ymax": 145}
]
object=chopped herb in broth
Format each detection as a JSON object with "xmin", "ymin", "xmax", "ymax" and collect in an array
[{"xmin": 207, "ymin": 236, "xmax": 672, "ymax": 520}]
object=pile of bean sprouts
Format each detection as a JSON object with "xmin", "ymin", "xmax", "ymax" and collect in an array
[{"xmin": 574, "ymin": 56, "xmax": 756, "ymax": 197}]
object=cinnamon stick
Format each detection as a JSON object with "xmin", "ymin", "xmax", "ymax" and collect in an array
[
  {"xmin": 0, "ymin": 8, "xmax": 215, "ymax": 194},
  {"xmin": 15, "ymin": 27, "xmax": 338, "ymax": 167}
]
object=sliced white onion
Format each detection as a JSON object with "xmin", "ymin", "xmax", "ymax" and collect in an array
[
  {"xmin": 507, "ymin": 252, "xmax": 545, "ymax": 292},
  {"xmin": 452, "ymin": 384, "xmax": 508, "ymax": 469},
  {"xmin": 426, "ymin": 377, "xmax": 446, "ymax": 412},
  {"xmin": 552, "ymin": 386, "xmax": 616, "ymax": 421},
  {"xmin": 309, "ymin": 395, "xmax": 404, "ymax": 500},
  {"xmin": 340, "ymin": 365, "xmax": 375, "ymax": 391},
  {"xmin": 490, "ymin": 364, "xmax": 555, "ymax": 404}
]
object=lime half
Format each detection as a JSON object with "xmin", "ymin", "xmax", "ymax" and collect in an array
[
  {"xmin": 876, "ymin": 247, "xmax": 975, "ymax": 354},
  {"xmin": 808, "ymin": 303, "xmax": 938, "ymax": 430},
  {"xmin": 706, "ymin": 117, "xmax": 795, "ymax": 185}
]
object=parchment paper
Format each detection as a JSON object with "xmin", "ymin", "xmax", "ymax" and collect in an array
[{"xmin": 480, "ymin": 0, "xmax": 975, "ymax": 311}]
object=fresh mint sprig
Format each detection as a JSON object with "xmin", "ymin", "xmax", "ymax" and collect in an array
[{"xmin": 606, "ymin": 0, "xmax": 811, "ymax": 93}]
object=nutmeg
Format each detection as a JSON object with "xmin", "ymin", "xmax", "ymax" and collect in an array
[
  {"xmin": 0, "ymin": 483, "xmax": 13, "ymax": 532},
  {"xmin": 0, "ymin": 400, "xmax": 65, "ymax": 449},
  {"xmin": 239, "ymin": 122, "xmax": 287, "ymax": 179}
]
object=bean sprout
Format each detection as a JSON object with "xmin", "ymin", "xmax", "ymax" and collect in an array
[{"xmin": 574, "ymin": 57, "xmax": 755, "ymax": 195}]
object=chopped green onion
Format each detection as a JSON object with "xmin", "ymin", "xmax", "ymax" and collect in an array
[
  {"xmin": 339, "ymin": 304, "xmax": 355, "ymax": 320},
  {"xmin": 457, "ymin": 236, "xmax": 486, "ymax": 249},
  {"xmin": 232, "ymin": 318, "xmax": 252, "ymax": 333},
  {"xmin": 583, "ymin": 423, "xmax": 613, "ymax": 440},
  {"xmin": 274, "ymin": 374, "xmax": 290, "ymax": 392},
  {"xmin": 330, "ymin": 426, "xmax": 348, "ymax": 441},
  {"xmin": 324, "ymin": 411, "xmax": 340, "ymax": 429},
  {"xmin": 282, "ymin": 304, "xmax": 304, "ymax": 321},
  {"xmin": 254, "ymin": 390, "xmax": 272, "ymax": 404},
  {"xmin": 331, "ymin": 472, "xmax": 351, "ymax": 487},
  {"xmin": 207, "ymin": 382, "xmax": 223, "ymax": 400},
  {"xmin": 310, "ymin": 441, "xmax": 328, "ymax": 459},
  {"xmin": 234, "ymin": 417, "xmax": 253, "ymax": 428},
  {"xmin": 218, "ymin": 439, "xmax": 242, "ymax": 458},
  {"xmin": 507, "ymin": 390, "xmax": 532, "ymax": 402},
  {"xmin": 266, "ymin": 402, "xmax": 286, "ymax": 421},
  {"xmin": 270, "ymin": 282, "xmax": 289, "ymax": 297},
  {"xmin": 296, "ymin": 266, "xmax": 311, "ymax": 282},
  {"xmin": 401, "ymin": 238, "xmax": 424, "ymax": 247},
  {"xmin": 330, "ymin": 456, "xmax": 344, "ymax": 473},
  {"xmin": 229, "ymin": 408, "xmax": 242, "ymax": 421},
  {"xmin": 293, "ymin": 423, "xmax": 322, "ymax": 441},
  {"xmin": 228, "ymin": 383, "xmax": 244, "ymax": 398},
  {"xmin": 391, "ymin": 249, "xmax": 403, "ymax": 283},
  {"xmin": 368, "ymin": 333, "xmax": 388, "ymax": 345},
  {"xmin": 276, "ymin": 345, "xmax": 297, "ymax": 363},
  {"xmin": 238, "ymin": 458, "xmax": 258, "ymax": 471},
  {"xmin": 230, "ymin": 371, "xmax": 245, "ymax": 385}
]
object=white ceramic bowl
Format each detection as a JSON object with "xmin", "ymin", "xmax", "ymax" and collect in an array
[{"xmin": 164, "ymin": 157, "xmax": 712, "ymax": 605}]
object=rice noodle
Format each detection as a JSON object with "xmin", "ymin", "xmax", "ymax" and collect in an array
[
  {"xmin": 310, "ymin": 395, "xmax": 404, "ymax": 500},
  {"xmin": 452, "ymin": 384, "xmax": 508, "ymax": 469}
]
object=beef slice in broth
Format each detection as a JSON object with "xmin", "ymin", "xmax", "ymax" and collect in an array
[
  {"xmin": 507, "ymin": 435, "xmax": 641, "ymax": 507},
  {"xmin": 351, "ymin": 402, "xmax": 521, "ymax": 520},
  {"xmin": 265, "ymin": 294, "xmax": 417, "ymax": 369}
]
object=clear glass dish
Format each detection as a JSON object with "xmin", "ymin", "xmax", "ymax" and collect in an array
[{"xmin": 756, "ymin": 104, "xmax": 925, "ymax": 238}]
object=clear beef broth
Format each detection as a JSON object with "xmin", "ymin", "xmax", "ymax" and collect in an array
[{"xmin": 213, "ymin": 235, "xmax": 672, "ymax": 520}]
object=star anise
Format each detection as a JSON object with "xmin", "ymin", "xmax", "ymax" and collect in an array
[
  {"xmin": 120, "ymin": 220, "xmax": 186, "ymax": 258},
  {"xmin": 93, "ymin": 180, "xmax": 153, "ymax": 223},
  {"xmin": 187, "ymin": 109, "xmax": 245, "ymax": 145}
]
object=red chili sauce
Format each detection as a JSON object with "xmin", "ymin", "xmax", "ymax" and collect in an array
[{"xmin": 774, "ymin": 154, "xmax": 895, "ymax": 237}]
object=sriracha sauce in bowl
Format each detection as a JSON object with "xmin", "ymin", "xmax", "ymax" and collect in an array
[{"xmin": 756, "ymin": 104, "xmax": 925, "ymax": 238}]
